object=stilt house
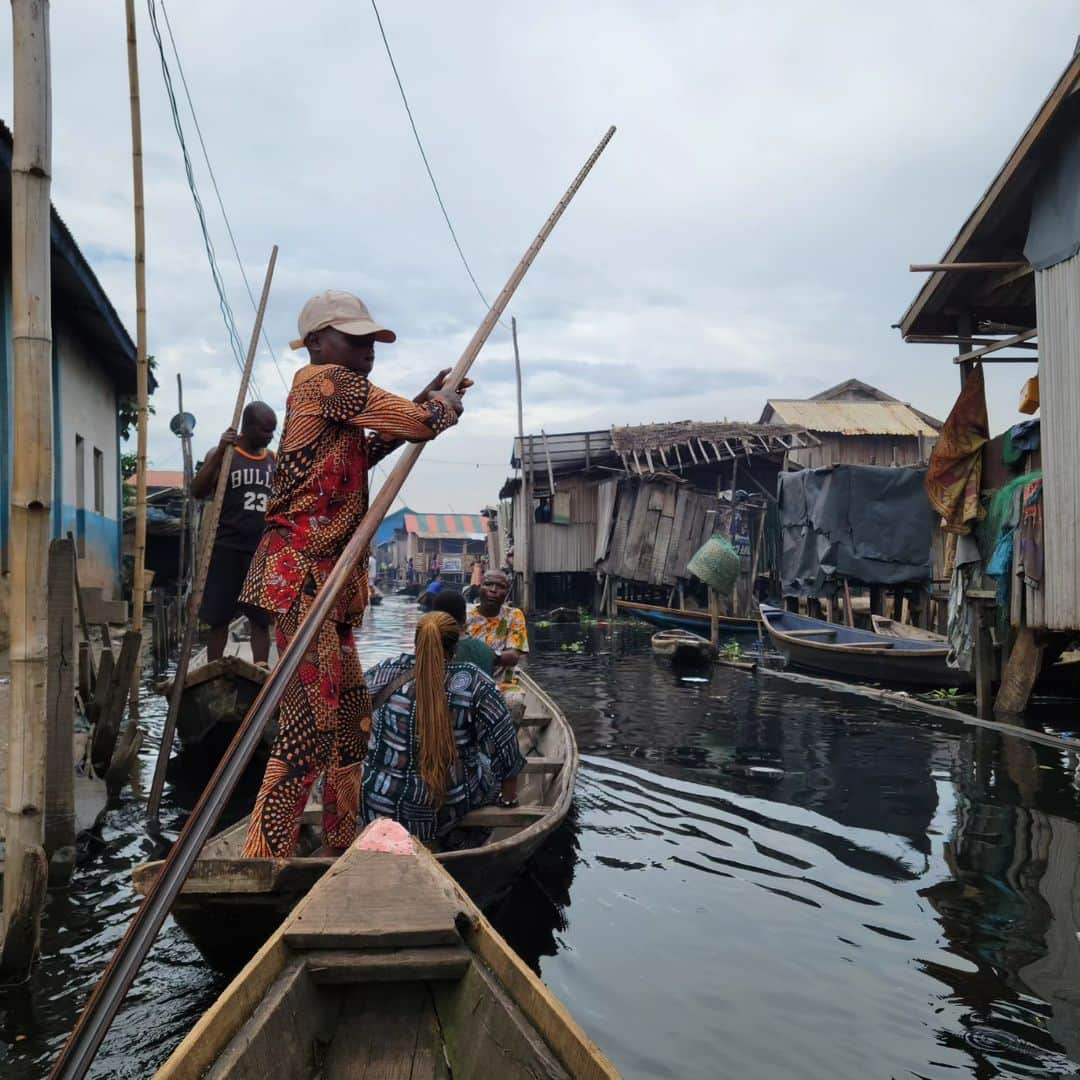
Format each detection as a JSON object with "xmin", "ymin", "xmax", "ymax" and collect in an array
[
  {"xmin": 501, "ymin": 421, "xmax": 815, "ymax": 612},
  {"xmin": 898, "ymin": 47, "xmax": 1080, "ymax": 714},
  {"xmin": 0, "ymin": 120, "xmax": 142, "ymax": 645},
  {"xmin": 760, "ymin": 379, "xmax": 941, "ymax": 469}
]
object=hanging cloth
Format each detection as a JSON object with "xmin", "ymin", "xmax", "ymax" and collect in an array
[{"xmin": 925, "ymin": 364, "xmax": 989, "ymax": 534}]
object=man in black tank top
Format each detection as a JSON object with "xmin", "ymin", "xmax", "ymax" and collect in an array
[{"xmin": 191, "ymin": 402, "xmax": 278, "ymax": 664}]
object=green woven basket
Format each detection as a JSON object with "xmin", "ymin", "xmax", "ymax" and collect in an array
[{"xmin": 687, "ymin": 534, "xmax": 740, "ymax": 596}]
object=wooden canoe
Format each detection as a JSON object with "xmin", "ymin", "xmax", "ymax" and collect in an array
[
  {"xmin": 133, "ymin": 670, "xmax": 578, "ymax": 969},
  {"xmin": 154, "ymin": 823, "xmax": 618, "ymax": 1080},
  {"xmin": 760, "ymin": 604, "xmax": 970, "ymax": 689},
  {"xmin": 650, "ymin": 628, "xmax": 716, "ymax": 665},
  {"xmin": 869, "ymin": 615, "xmax": 947, "ymax": 643},
  {"xmin": 155, "ymin": 629, "xmax": 278, "ymax": 759},
  {"xmin": 616, "ymin": 599, "xmax": 760, "ymax": 636}
]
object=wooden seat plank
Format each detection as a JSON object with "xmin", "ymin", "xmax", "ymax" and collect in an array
[
  {"xmin": 515, "ymin": 714, "xmax": 552, "ymax": 728},
  {"xmin": 306, "ymin": 946, "xmax": 471, "ymax": 984},
  {"xmin": 521, "ymin": 757, "xmax": 563, "ymax": 774},
  {"xmin": 457, "ymin": 806, "xmax": 547, "ymax": 829}
]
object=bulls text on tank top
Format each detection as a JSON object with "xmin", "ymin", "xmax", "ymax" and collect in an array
[{"xmin": 216, "ymin": 447, "xmax": 275, "ymax": 552}]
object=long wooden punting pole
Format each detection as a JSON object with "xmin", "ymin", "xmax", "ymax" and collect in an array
[
  {"xmin": 2, "ymin": 0, "xmax": 53, "ymax": 982},
  {"xmin": 125, "ymin": 0, "xmax": 149, "ymax": 720},
  {"xmin": 51, "ymin": 125, "xmax": 615, "ymax": 1080},
  {"xmin": 511, "ymin": 317, "xmax": 534, "ymax": 611},
  {"xmin": 145, "ymin": 246, "xmax": 278, "ymax": 826}
]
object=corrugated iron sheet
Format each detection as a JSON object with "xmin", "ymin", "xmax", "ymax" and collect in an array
[
  {"xmin": 403, "ymin": 513, "xmax": 489, "ymax": 539},
  {"xmin": 764, "ymin": 400, "xmax": 939, "ymax": 437},
  {"xmin": 1036, "ymin": 258, "xmax": 1078, "ymax": 629}
]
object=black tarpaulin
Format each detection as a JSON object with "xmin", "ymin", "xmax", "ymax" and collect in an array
[{"xmin": 778, "ymin": 465, "xmax": 934, "ymax": 597}]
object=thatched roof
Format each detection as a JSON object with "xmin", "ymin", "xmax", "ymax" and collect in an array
[{"xmin": 611, "ymin": 420, "xmax": 813, "ymax": 456}]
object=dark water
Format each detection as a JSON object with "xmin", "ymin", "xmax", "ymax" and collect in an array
[{"xmin": 5, "ymin": 596, "xmax": 1080, "ymax": 1078}]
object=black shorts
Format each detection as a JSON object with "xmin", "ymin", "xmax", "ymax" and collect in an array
[{"xmin": 199, "ymin": 546, "xmax": 270, "ymax": 629}]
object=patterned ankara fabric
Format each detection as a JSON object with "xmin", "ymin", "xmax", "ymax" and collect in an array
[
  {"xmin": 465, "ymin": 604, "xmax": 530, "ymax": 654},
  {"xmin": 239, "ymin": 363, "xmax": 455, "ymax": 627},
  {"xmin": 239, "ymin": 363, "xmax": 454, "ymax": 858},
  {"xmin": 925, "ymin": 365, "xmax": 989, "ymax": 535},
  {"xmin": 361, "ymin": 655, "xmax": 525, "ymax": 842},
  {"xmin": 241, "ymin": 589, "xmax": 371, "ymax": 857}
]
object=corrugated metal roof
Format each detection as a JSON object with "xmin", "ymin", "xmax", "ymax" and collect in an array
[
  {"xmin": 763, "ymin": 400, "xmax": 939, "ymax": 437},
  {"xmin": 403, "ymin": 513, "xmax": 490, "ymax": 539},
  {"xmin": 125, "ymin": 469, "xmax": 185, "ymax": 490}
]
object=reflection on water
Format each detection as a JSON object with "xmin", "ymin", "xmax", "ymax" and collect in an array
[{"xmin": 3, "ymin": 597, "xmax": 1080, "ymax": 1078}]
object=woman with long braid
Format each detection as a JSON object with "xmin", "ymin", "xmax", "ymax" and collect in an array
[{"xmin": 361, "ymin": 612, "xmax": 525, "ymax": 841}]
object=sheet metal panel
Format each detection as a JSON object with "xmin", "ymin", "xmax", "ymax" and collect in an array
[
  {"xmin": 764, "ymin": 400, "xmax": 938, "ymax": 437},
  {"xmin": 1036, "ymin": 257, "xmax": 1080, "ymax": 628}
]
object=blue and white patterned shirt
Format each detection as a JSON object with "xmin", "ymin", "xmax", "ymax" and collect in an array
[{"xmin": 360, "ymin": 655, "xmax": 526, "ymax": 841}]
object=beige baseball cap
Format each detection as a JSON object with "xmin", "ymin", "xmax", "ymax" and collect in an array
[{"xmin": 289, "ymin": 290, "xmax": 396, "ymax": 350}]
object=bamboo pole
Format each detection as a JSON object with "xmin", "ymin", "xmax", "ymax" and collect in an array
[
  {"xmin": 3, "ymin": 0, "xmax": 53, "ymax": 981},
  {"xmin": 125, "ymin": 0, "xmax": 149, "ymax": 720},
  {"xmin": 512, "ymin": 317, "xmax": 534, "ymax": 612},
  {"xmin": 52, "ymin": 126, "xmax": 616, "ymax": 1079},
  {"xmin": 146, "ymin": 246, "xmax": 278, "ymax": 826}
]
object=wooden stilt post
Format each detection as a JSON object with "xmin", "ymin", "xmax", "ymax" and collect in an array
[
  {"xmin": 512, "ymin": 317, "xmax": 534, "ymax": 613},
  {"xmin": 974, "ymin": 603, "xmax": 994, "ymax": 720},
  {"xmin": 125, "ymin": 0, "xmax": 149, "ymax": 720},
  {"xmin": 45, "ymin": 538, "xmax": 77, "ymax": 888},
  {"xmin": 994, "ymin": 625, "xmax": 1043, "ymax": 717},
  {"xmin": 842, "ymin": 578, "xmax": 855, "ymax": 628},
  {"xmin": 3, "ymin": 0, "xmax": 54, "ymax": 981}
]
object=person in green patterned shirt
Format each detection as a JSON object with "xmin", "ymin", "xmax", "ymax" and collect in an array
[
  {"xmin": 466, "ymin": 570, "xmax": 529, "ymax": 674},
  {"xmin": 431, "ymin": 590, "xmax": 496, "ymax": 676}
]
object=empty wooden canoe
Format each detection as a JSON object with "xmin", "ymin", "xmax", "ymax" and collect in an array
[
  {"xmin": 616, "ymin": 599, "xmax": 760, "ymax": 636},
  {"xmin": 154, "ymin": 823, "xmax": 619, "ymax": 1080},
  {"xmin": 760, "ymin": 604, "xmax": 969, "ymax": 689},
  {"xmin": 650, "ymin": 628, "xmax": 716, "ymax": 665},
  {"xmin": 132, "ymin": 670, "xmax": 578, "ymax": 968}
]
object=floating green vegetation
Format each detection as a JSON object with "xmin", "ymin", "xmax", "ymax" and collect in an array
[
  {"xmin": 560, "ymin": 640, "xmax": 585, "ymax": 653},
  {"xmin": 720, "ymin": 640, "xmax": 744, "ymax": 662}
]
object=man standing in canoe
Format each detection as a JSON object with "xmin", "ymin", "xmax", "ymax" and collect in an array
[
  {"xmin": 467, "ymin": 569, "xmax": 529, "ymax": 676},
  {"xmin": 190, "ymin": 401, "xmax": 278, "ymax": 666},
  {"xmin": 239, "ymin": 290, "xmax": 465, "ymax": 858}
]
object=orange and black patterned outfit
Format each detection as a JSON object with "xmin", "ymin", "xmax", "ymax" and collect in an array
[{"xmin": 239, "ymin": 363, "xmax": 455, "ymax": 857}]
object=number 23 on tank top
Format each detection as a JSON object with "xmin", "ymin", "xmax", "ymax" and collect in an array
[{"xmin": 243, "ymin": 491, "xmax": 268, "ymax": 512}]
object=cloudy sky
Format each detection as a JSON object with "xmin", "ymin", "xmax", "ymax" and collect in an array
[{"xmin": 1, "ymin": 1, "xmax": 1074, "ymax": 512}]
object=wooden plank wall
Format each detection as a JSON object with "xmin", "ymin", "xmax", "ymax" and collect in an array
[
  {"xmin": 1036, "ymin": 258, "xmax": 1080, "ymax": 629},
  {"xmin": 599, "ymin": 479, "xmax": 720, "ymax": 586},
  {"xmin": 789, "ymin": 434, "xmax": 933, "ymax": 470}
]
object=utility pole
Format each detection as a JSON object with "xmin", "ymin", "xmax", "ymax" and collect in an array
[
  {"xmin": 125, "ymin": 0, "xmax": 149, "ymax": 718},
  {"xmin": 3, "ymin": 0, "xmax": 54, "ymax": 980},
  {"xmin": 512, "ymin": 317, "xmax": 534, "ymax": 612}
]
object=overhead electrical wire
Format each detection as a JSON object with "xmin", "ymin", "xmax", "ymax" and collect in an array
[
  {"xmin": 158, "ymin": 0, "xmax": 290, "ymax": 394},
  {"xmin": 145, "ymin": 0, "xmax": 264, "ymax": 400},
  {"xmin": 369, "ymin": 0, "xmax": 505, "ymax": 326}
]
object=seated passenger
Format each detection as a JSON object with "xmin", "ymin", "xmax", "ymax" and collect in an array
[
  {"xmin": 466, "ymin": 569, "xmax": 529, "ymax": 676},
  {"xmin": 361, "ymin": 611, "xmax": 525, "ymax": 842},
  {"xmin": 431, "ymin": 589, "xmax": 497, "ymax": 676}
]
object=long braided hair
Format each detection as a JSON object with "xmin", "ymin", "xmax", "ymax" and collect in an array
[{"xmin": 414, "ymin": 611, "xmax": 461, "ymax": 804}]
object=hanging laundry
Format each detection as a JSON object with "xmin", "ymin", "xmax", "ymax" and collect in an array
[
  {"xmin": 925, "ymin": 364, "xmax": 989, "ymax": 534},
  {"xmin": 1002, "ymin": 418, "xmax": 1040, "ymax": 465}
]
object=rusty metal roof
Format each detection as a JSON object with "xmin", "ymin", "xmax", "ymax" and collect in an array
[{"xmin": 762, "ymin": 400, "xmax": 939, "ymax": 437}]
